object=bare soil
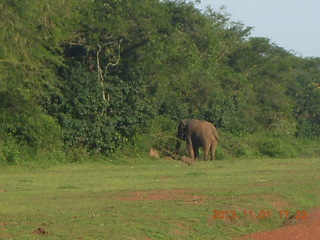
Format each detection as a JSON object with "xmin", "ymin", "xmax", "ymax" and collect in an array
[{"xmin": 236, "ymin": 207, "xmax": 320, "ymax": 240}]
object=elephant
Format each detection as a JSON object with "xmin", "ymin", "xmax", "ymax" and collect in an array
[{"xmin": 175, "ymin": 119, "xmax": 218, "ymax": 161}]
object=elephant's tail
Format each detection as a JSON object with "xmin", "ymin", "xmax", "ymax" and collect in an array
[{"xmin": 212, "ymin": 129, "xmax": 219, "ymax": 141}]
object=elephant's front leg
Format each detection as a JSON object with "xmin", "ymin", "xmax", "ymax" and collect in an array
[
  {"xmin": 193, "ymin": 145, "xmax": 199, "ymax": 160},
  {"xmin": 186, "ymin": 138, "xmax": 195, "ymax": 160}
]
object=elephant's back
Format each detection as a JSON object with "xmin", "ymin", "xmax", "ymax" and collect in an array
[{"xmin": 189, "ymin": 120, "xmax": 217, "ymax": 138}]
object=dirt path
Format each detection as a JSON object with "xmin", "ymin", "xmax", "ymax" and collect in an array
[{"xmin": 236, "ymin": 207, "xmax": 320, "ymax": 240}]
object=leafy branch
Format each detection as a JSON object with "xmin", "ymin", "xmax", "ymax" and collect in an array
[{"xmin": 96, "ymin": 39, "xmax": 122, "ymax": 102}]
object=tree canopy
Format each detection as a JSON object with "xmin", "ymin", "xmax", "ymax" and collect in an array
[{"xmin": 1, "ymin": 0, "xmax": 319, "ymax": 164}]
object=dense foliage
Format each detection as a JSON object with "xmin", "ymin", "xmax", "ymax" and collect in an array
[{"xmin": 1, "ymin": 0, "xmax": 319, "ymax": 164}]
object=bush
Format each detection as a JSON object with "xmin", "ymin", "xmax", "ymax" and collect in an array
[
  {"xmin": 217, "ymin": 131, "xmax": 304, "ymax": 159},
  {"xmin": 233, "ymin": 144, "xmax": 259, "ymax": 158},
  {"xmin": 256, "ymin": 134, "xmax": 298, "ymax": 158},
  {"xmin": 0, "ymin": 135, "xmax": 24, "ymax": 165},
  {"xmin": 119, "ymin": 116, "xmax": 178, "ymax": 158},
  {"xmin": 149, "ymin": 117, "xmax": 178, "ymax": 157}
]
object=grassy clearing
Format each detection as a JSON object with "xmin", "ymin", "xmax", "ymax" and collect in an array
[{"xmin": 0, "ymin": 157, "xmax": 320, "ymax": 239}]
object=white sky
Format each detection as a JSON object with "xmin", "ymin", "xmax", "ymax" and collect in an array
[{"xmin": 197, "ymin": 0, "xmax": 320, "ymax": 57}]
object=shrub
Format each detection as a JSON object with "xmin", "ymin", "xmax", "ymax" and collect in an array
[
  {"xmin": 149, "ymin": 117, "xmax": 178, "ymax": 157},
  {"xmin": 1, "ymin": 136, "xmax": 22, "ymax": 165},
  {"xmin": 256, "ymin": 135, "xmax": 298, "ymax": 158}
]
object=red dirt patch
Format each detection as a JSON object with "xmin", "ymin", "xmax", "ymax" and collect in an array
[
  {"xmin": 236, "ymin": 207, "xmax": 320, "ymax": 240},
  {"xmin": 225, "ymin": 194, "xmax": 293, "ymax": 213},
  {"xmin": 238, "ymin": 194, "xmax": 293, "ymax": 210},
  {"xmin": 114, "ymin": 189, "xmax": 206, "ymax": 204},
  {"xmin": 253, "ymin": 194, "xmax": 293, "ymax": 210}
]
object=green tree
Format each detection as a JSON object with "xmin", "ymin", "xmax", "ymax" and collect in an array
[
  {"xmin": 289, "ymin": 58, "xmax": 320, "ymax": 137},
  {"xmin": 0, "ymin": 0, "xmax": 79, "ymax": 153}
]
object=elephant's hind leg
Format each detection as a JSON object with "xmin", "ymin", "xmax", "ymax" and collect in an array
[
  {"xmin": 204, "ymin": 142, "xmax": 211, "ymax": 161},
  {"xmin": 210, "ymin": 139, "xmax": 218, "ymax": 160}
]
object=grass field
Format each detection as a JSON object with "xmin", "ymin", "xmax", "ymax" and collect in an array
[{"xmin": 1, "ymin": 157, "xmax": 319, "ymax": 239}]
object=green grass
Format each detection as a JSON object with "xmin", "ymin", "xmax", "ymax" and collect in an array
[{"xmin": 1, "ymin": 157, "xmax": 320, "ymax": 239}]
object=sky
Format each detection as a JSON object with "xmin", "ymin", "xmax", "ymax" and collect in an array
[{"xmin": 197, "ymin": 0, "xmax": 320, "ymax": 58}]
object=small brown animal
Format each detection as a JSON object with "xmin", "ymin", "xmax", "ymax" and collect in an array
[
  {"xmin": 181, "ymin": 155, "xmax": 194, "ymax": 166},
  {"xmin": 149, "ymin": 148, "xmax": 160, "ymax": 158}
]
